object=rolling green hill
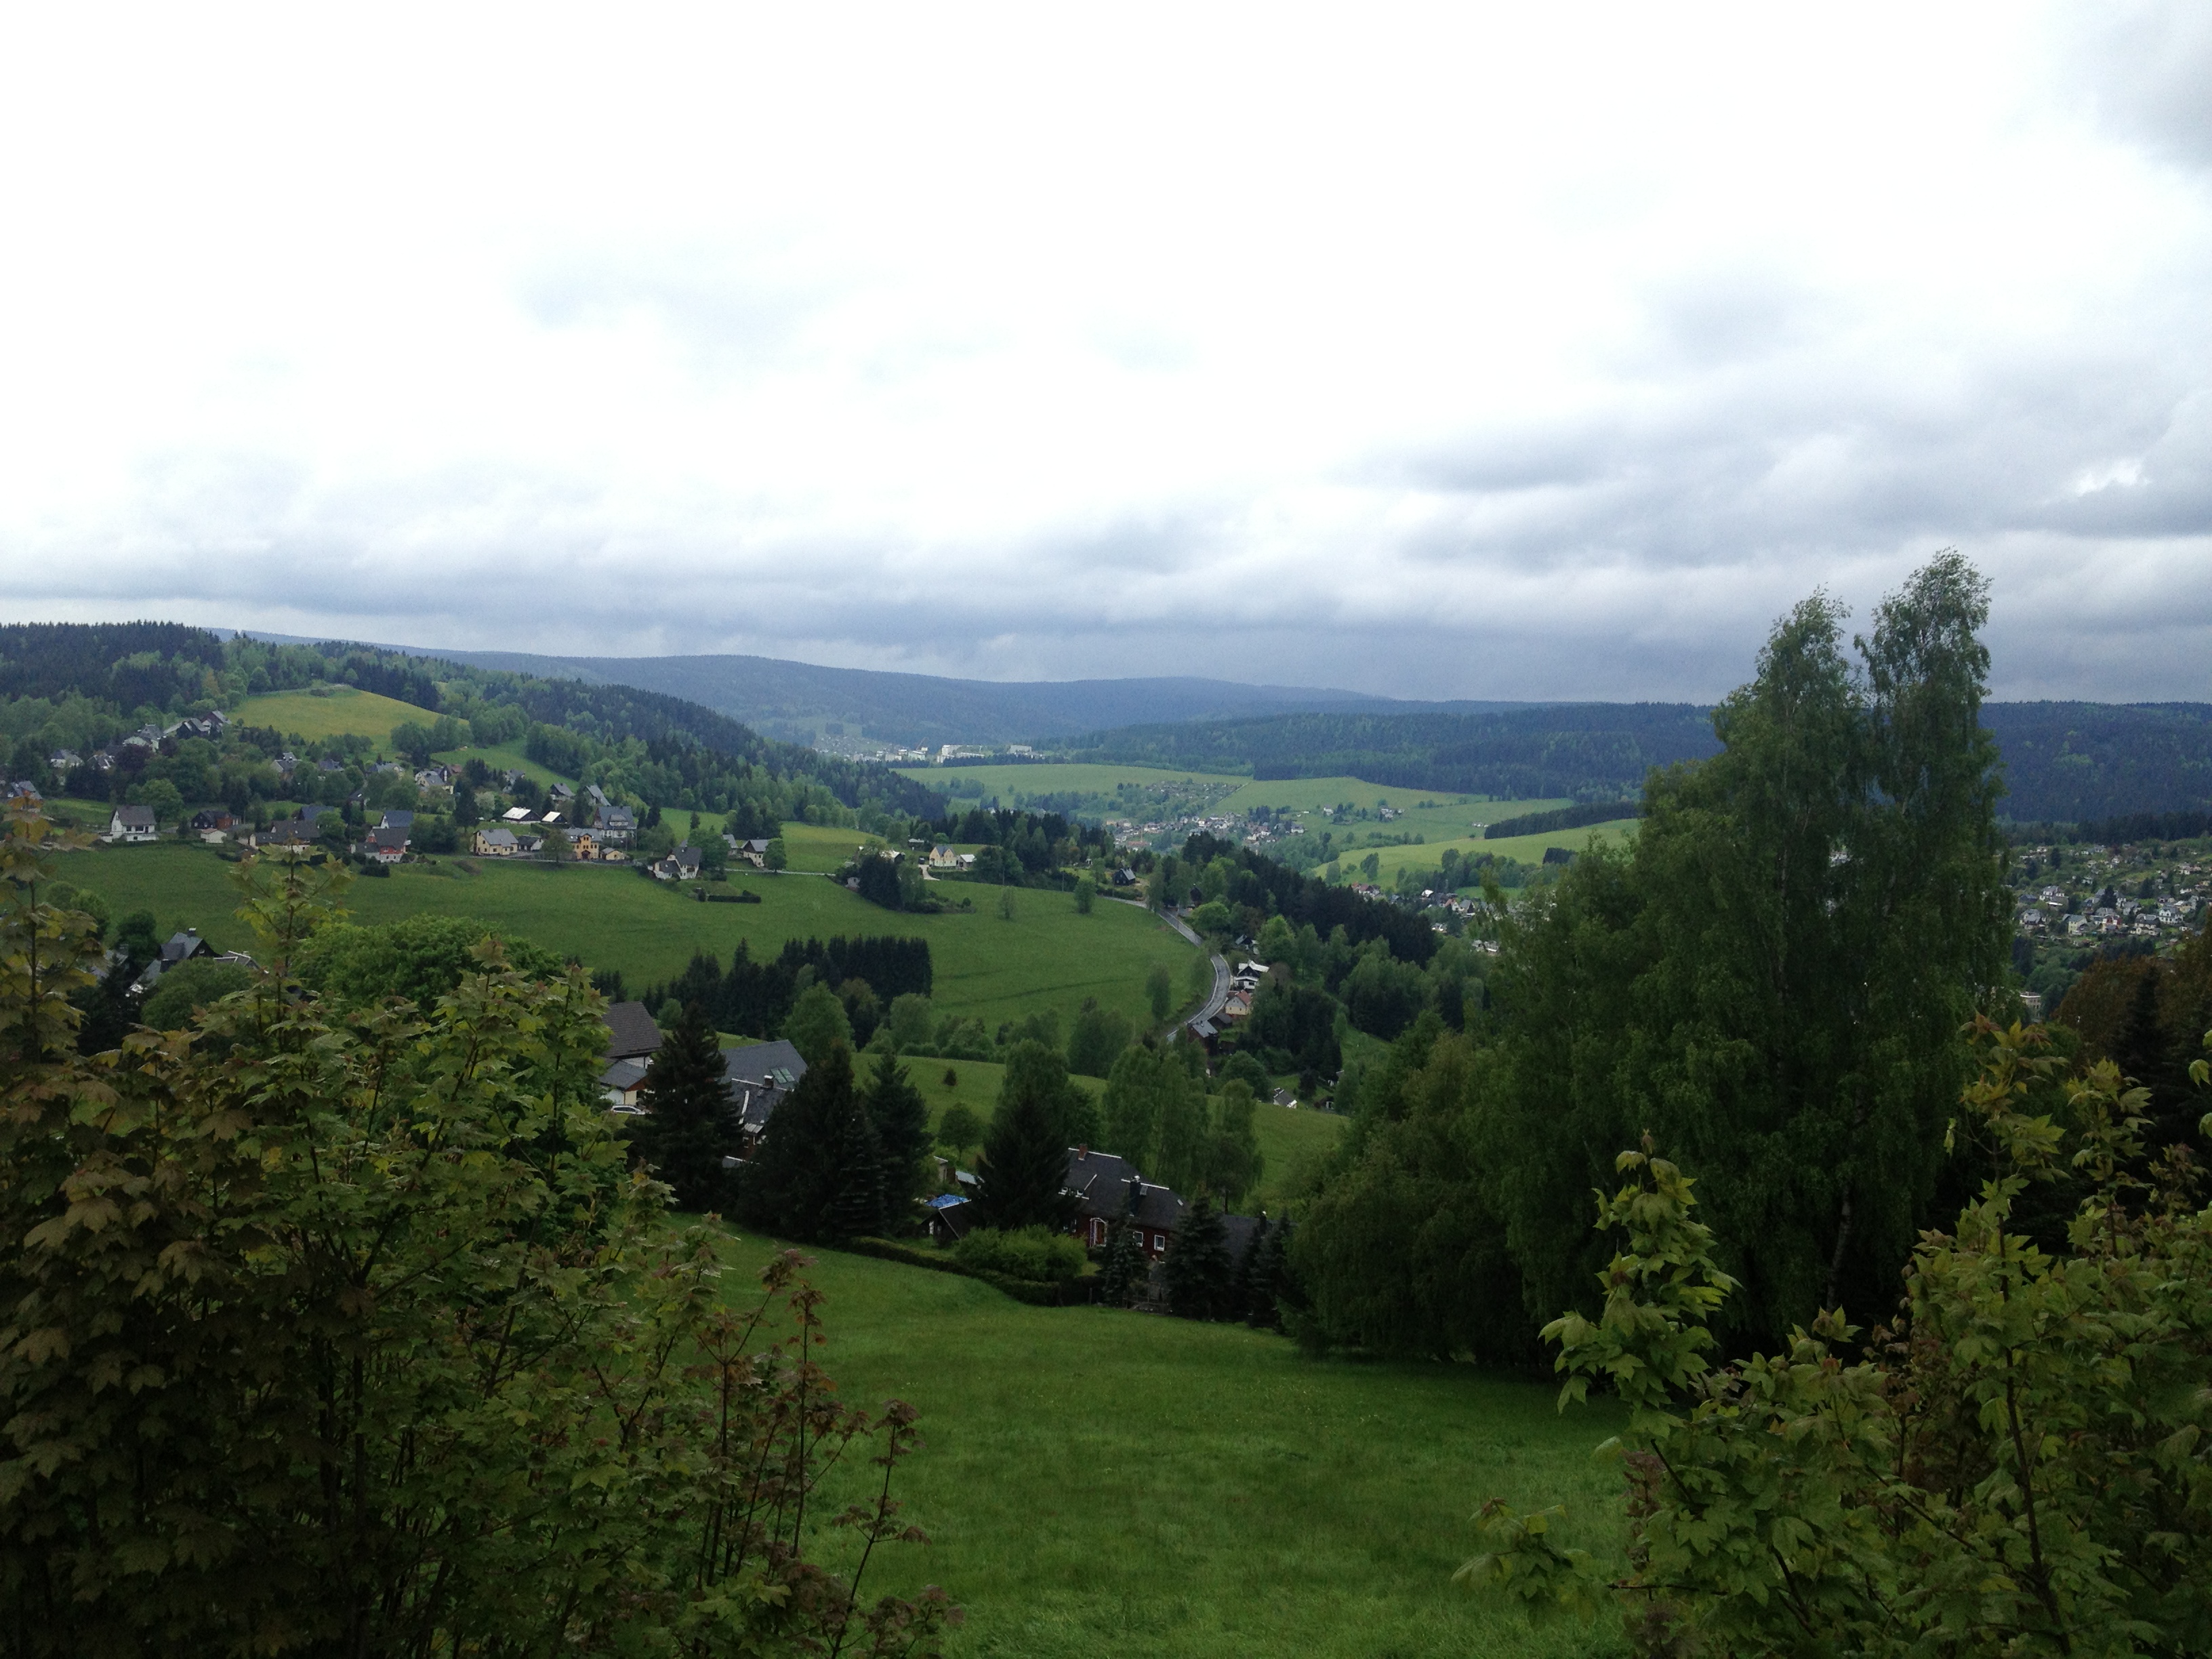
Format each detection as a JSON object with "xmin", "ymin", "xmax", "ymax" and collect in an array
[
  {"xmin": 237, "ymin": 685, "xmax": 443, "ymax": 745},
  {"xmin": 54, "ymin": 842, "xmax": 1200, "ymax": 1038},
  {"xmin": 712, "ymin": 1229, "xmax": 1622, "ymax": 1659}
]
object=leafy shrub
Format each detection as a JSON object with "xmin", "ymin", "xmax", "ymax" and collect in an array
[
  {"xmin": 1466, "ymin": 1019, "xmax": 2212, "ymax": 1657},
  {"xmin": 0, "ymin": 804, "xmax": 957, "ymax": 1657},
  {"xmin": 138, "ymin": 957, "xmax": 251, "ymax": 1029},
  {"xmin": 954, "ymin": 1225, "xmax": 1087, "ymax": 1284}
]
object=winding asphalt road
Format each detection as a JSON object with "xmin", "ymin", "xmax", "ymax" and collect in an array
[{"xmin": 1151, "ymin": 905, "xmax": 1230, "ymax": 1036}]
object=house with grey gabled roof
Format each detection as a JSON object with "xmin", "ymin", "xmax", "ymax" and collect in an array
[
  {"xmin": 602, "ymin": 1001, "xmax": 664, "ymax": 1062},
  {"xmin": 106, "ymin": 805, "xmax": 159, "ymax": 843}
]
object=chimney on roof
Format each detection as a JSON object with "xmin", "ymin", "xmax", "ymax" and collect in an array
[{"xmin": 1077, "ymin": 1144, "xmax": 1088, "ymax": 1159}]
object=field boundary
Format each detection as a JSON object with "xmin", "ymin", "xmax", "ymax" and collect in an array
[{"xmin": 836, "ymin": 1236, "xmax": 1097, "ymax": 1306}]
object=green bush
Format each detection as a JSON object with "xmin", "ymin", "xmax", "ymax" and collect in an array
[
  {"xmin": 955, "ymin": 1225, "xmax": 1087, "ymax": 1284},
  {"xmin": 1467, "ymin": 1019, "xmax": 2212, "ymax": 1656},
  {"xmin": 138, "ymin": 958, "xmax": 252, "ymax": 1029}
]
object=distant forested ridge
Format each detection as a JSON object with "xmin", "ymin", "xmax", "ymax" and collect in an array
[
  {"xmin": 1978, "ymin": 702, "xmax": 2212, "ymax": 824},
  {"xmin": 0, "ymin": 621, "xmax": 939, "ymax": 820},
  {"xmin": 1069, "ymin": 699, "xmax": 2212, "ymax": 825},
  {"xmin": 1069, "ymin": 704, "xmax": 1723, "ymax": 801},
  {"xmin": 360, "ymin": 645, "xmax": 1445, "ymax": 750}
]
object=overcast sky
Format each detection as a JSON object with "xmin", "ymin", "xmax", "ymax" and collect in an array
[{"xmin": 1, "ymin": 4, "xmax": 2207, "ymax": 701}]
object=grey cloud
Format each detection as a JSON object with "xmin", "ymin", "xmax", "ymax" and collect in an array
[{"xmin": 2058, "ymin": 3, "xmax": 2212, "ymax": 172}]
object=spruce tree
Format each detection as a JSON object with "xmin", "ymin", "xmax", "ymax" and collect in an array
[
  {"xmin": 861, "ymin": 1048, "xmax": 931, "ymax": 1218},
  {"xmin": 1162, "ymin": 1193, "xmax": 1233, "ymax": 1320},
  {"xmin": 629, "ymin": 1000, "xmax": 730, "ymax": 1212},
  {"xmin": 974, "ymin": 1081, "xmax": 1078, "ymax": 1232},
  {"xmin": 736, "ymin": 1041, "xmax": 855, "ymax": 1239},
  {"xmin": 823, "ymin": 1095, "xmax": 887, "ymax": 1240},
  {"xmin": 1231, "ymin": 1213, "xmax": 1272, "ymax": 1324},
  {"xmin": 1244, "ymin": 1214, "xmax": 1288, "ymax": 1329}
]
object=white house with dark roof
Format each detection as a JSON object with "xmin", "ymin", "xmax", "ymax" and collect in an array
[{"xmin": 106, "ymin": 805, "xmax": 159, "ymax": 843}]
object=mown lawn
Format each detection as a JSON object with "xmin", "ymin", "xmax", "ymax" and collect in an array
[
  {"xmin": 55, "ymin": 842, "xmax": 1201, "ymax": 1036},
  {"xmin": 714, "ymin": 1231, "xmax": 1626, "ymax": 1659},
  {"xmin": 236, "ymin": 686, "xmax": 440, "ymax": 745}
]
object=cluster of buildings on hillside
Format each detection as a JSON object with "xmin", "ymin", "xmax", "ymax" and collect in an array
[
  {"xmin": 596, "ymin": 1002, "xmax": 1259, "ymax": 1273},
  {"xmin": 2011, "ymin": 846, "xmax": 2209, "ymax": 946}
]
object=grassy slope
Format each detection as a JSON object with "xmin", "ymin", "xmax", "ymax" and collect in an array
[
  {"xmin": 780, "ymin": 821, "xmax": 887, "ymax": 872},
  {"xmin": 56, "ymin": 844, "xmax": 1201, "ymax": 1036},
  {"xmin": 715, "ymin": 1231, "xmax": 1624, "ymax": 1659},
  {"xmin": 428, "ymin": 738, "xmax": 569, "ymax": 787},
  {"xmin": 237, "ymin": 687, "xmax": 441, "ymax": 745},
  {"xmin": 1214, "ymin": 776, "xmax": 1563, "ymax": 828},
  {"xmin": 1361, "ymin": 819, "xmax": 1641, "ymax": 882}
]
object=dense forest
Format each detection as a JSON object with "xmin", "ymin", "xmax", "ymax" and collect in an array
[
  {"xmin": 1065, "ymin": 694, "xmax": 2212, "ymax": 827},
  {"xmin": 1067, "ymin": 702, "xmax": 1721, "ymax": 801}
]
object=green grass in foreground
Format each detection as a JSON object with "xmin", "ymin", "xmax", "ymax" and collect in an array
[
  {"xmin": 56, "ymin": 843, "xmax": 1201, "ymax": 1037},
  {"xmin": 714, "ymin": 1230, "xmax": 1626, "ymax": 1659},
  {"xmin": 236, "ymin": 686, "xmax": 441, "ymax": 745}
]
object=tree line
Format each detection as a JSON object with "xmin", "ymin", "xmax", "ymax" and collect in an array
[
  {"xmin": 637, "ymin": 935, "xmax": 934, "ymax": 1045},
  {"xmin": 1291, "ymin": 554, "xmax": 2022, "ymax": 1359}
]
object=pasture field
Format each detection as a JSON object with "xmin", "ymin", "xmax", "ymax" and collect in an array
[
  {"xmin": 54, "ymin": 843, "xmax": 1200, "ymax": 1038},
  {"xmin": 236, "ymin": 687, "xmax": 440, "ymax": 745},
  {"xmin": 779, "ymin": 821, "xmax": 888, "ymax": 872},
  {"xmin": 897, "ymin": 761, "xmax": 1248, "ymax": 796},
  {"xmin": 428, "ymin": 739, "xmax": 571, "ymax": 787},
  {"xmin": 1219, "ymin": 779, "xmax": 1570, "ymax": 842},
  {"xmin": 1354, "ymin": 819, "xmax": 1641, "ymax": 884},
  {"xmin": 714, "ymin": 1230, "xmax": 1626, "ymax": 1659}
]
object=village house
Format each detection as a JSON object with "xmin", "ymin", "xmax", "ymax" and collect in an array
[
  {"xmin": 598, "ymin": 1000, "xmax": 665, "ymax": 1110},
  {"xmin": 1062, "ymin": 1148, "xmax": 1191, "ymax": 1259},
  {"xmin": 255, "ymin": 819, "xmax": 317, "ymax": 851},
  {"xmin": 474, "ymin": 825, "xmax": 523, "ymax": 857},
  {"xmin": 379, "ymin": 808, "xmax": 414, "ymax": 831},
  {"xmin": 189, "ymin": 808, "xmax": 235, "ymax": 844},
  {"xmin": 365, "ymin": 825, "xmax": 409, "ymax": 865},
  {"xmin": 719, "ymin": 1039, "xmax": 808, "ymax": 1158},
  {"xmin": 106, "ymin": 805, "xmax": 160, "ymax": 844},
  {"xmin": 596, "ymin": 805, "xmax": 637, "ymax": 847},
  {"xmin": 649, "ymin": 844, "xmax": 703, "ymax": 882},
  {"xmin": 129, "ymin": 929, "xmax": 215, "ymax": 996}
]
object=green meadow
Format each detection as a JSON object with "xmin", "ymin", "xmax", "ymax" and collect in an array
[
  {"xmin": 1358, "ymin": 819, "xmax": 1641, "ymax": 884},
  {"xmin": 52, "ymin": 843, "xmax": 1202, "ymax": 1038},
  {"xmin": 714, "ymin": 1230, "xmax": 1626, "ymax": 1659},
  {"xmin": 236, "ymin": 686, "xmax": 439, "ymax": 745}
]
